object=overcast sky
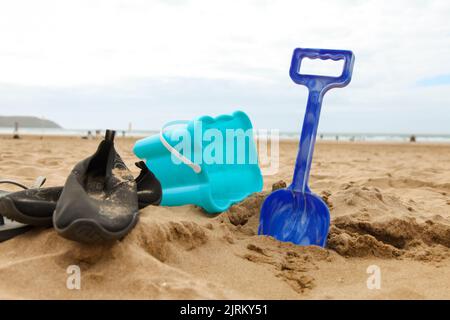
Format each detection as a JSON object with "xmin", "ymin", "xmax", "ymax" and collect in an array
[{"xmin": 0, "ymin": 0, "xmax": 449, "ymax": 133}]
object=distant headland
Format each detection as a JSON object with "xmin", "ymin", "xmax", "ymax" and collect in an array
[{"xmin": 0, "ymin": 116, "xmax": 62, "ymax": 129}]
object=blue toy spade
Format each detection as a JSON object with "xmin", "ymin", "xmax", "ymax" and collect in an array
[{"xmin": 259, "ymin": 48, "xmax": 355, "ymax": 247}]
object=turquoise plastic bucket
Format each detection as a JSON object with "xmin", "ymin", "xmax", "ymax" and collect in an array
[{"xmin": 133, "ymin": 110, "xmax": 263, "ymax": 213}]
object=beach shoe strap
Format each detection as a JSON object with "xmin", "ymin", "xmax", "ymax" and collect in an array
[
  {"xmin": 31, "ymin": 176, "xmax": 47, "ymax": 189},
  {"xmin": 135, "ymin": 161, "xmax": 145, "ymax": 170},
  {"xmin": 105, "ymin": 130, "xmax": 116, "ymax": 142},
  {"xmin": 0, "ymin": 176, "xmax": 47, "ymax": 190},
  {"xmin": 0, "ymin": 180, "xmax": 29, "ymax": 190},
  {"xmin": 133, "ymin": 161, "xmax": 147, "ymax": 185}
]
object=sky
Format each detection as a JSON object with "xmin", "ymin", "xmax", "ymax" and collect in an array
[{"xmin": 0, "ymin": 0, "xmax": 449, "ymax": 134}]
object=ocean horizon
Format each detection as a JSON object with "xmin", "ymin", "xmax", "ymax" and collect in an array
[{"xmin": 1, "ymin": 126, "xmax": 449, "ymax": 143}]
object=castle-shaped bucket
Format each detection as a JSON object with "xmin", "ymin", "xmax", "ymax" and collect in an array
[{"xmin": 133, "ymin": 111, "xmax": 263, "ymax": 213}]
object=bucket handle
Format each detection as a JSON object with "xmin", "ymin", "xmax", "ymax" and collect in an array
[{"xmin": 159, "ymin": 120, "xmax": 202, "ymax": 174}]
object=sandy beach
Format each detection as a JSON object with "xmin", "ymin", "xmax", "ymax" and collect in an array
[{"xmin": 0, "ymin": 135, "xmax": 449, "ymax": 299}]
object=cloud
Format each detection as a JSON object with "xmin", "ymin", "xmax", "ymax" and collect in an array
[{"xmin": 0, "ymin": 0, "xmax": 449, "ymax": 133}]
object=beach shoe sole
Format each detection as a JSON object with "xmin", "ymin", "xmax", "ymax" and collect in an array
[
  {"xmin": 54, "ymin": 212, "xmax": 139, "ymax": 243},
  {"xmin": 0, "ymin": 197, "xmax": 53, "ymax": 227},
  {"xmin": 0, "ymin": 218, "xmax": 31, "ymax": 242}
]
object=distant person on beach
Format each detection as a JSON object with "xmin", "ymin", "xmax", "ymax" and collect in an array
[
  {"xmin": 410, "ymin": 135, "xmax": 416, "ymax": 142},
  {"xmin": 13, "ymin": 122, "xmax": 20, "ymax": 139},
  {"xmin": 82, "ymin": 130, "xmax": 93, "ymax": 140}
]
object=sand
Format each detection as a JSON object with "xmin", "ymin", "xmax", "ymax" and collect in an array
[{"xmin": 0, "ymin": 136, "xmax": 449, "ymax": 299}]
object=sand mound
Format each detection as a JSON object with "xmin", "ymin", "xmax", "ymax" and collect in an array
[
  {"xmin": 221, "ymin": 182, "xmax": 450, "ymax": 263},
  {"xmin": 322, "ymin": 176, "xmax": 450, "ymax": 261},
  {"xmin": 329, "ymin": 216, "xmax": 450, "ymax": 259},
  {"xmin": 0, "ymin": 214, "xmax": 240, "ymax": 299},
  {"xmin": 1, "ymin": 180, "xmax": 448, "ymax": 299},
  {"xmin": 1, "ymin": 137, "xmax": 449, "ymax": 299}
]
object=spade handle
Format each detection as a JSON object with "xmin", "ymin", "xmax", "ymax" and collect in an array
[{"xmin": 290, "ymin": 48, "xmax": 355, "ymax": 192}]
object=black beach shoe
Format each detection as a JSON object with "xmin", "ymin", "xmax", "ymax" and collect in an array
[
  {"xmin": 0, "ymin": 162, "xmax": 162, "ymax": 228},
  {"xmin": 53, "ymin": 130, "xmax": 142, "ymax": 243},
  {"xmin": 0, "ymin": 177, "xmax": 47, "ymax": 242}
]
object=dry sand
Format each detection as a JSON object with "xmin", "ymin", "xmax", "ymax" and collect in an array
[{"xmin": 0, "ymin": 135, "xmax": 449, "ymax": 299}]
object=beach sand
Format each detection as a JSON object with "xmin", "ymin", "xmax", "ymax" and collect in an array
[{"xmin": 0, "ymin": 136, "xmax": 449, "ymax": 299}]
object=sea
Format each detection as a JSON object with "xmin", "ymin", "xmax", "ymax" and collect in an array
[{"xmin": 0, "ymin": 127, "xmax": 449, "ymax": 143}]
